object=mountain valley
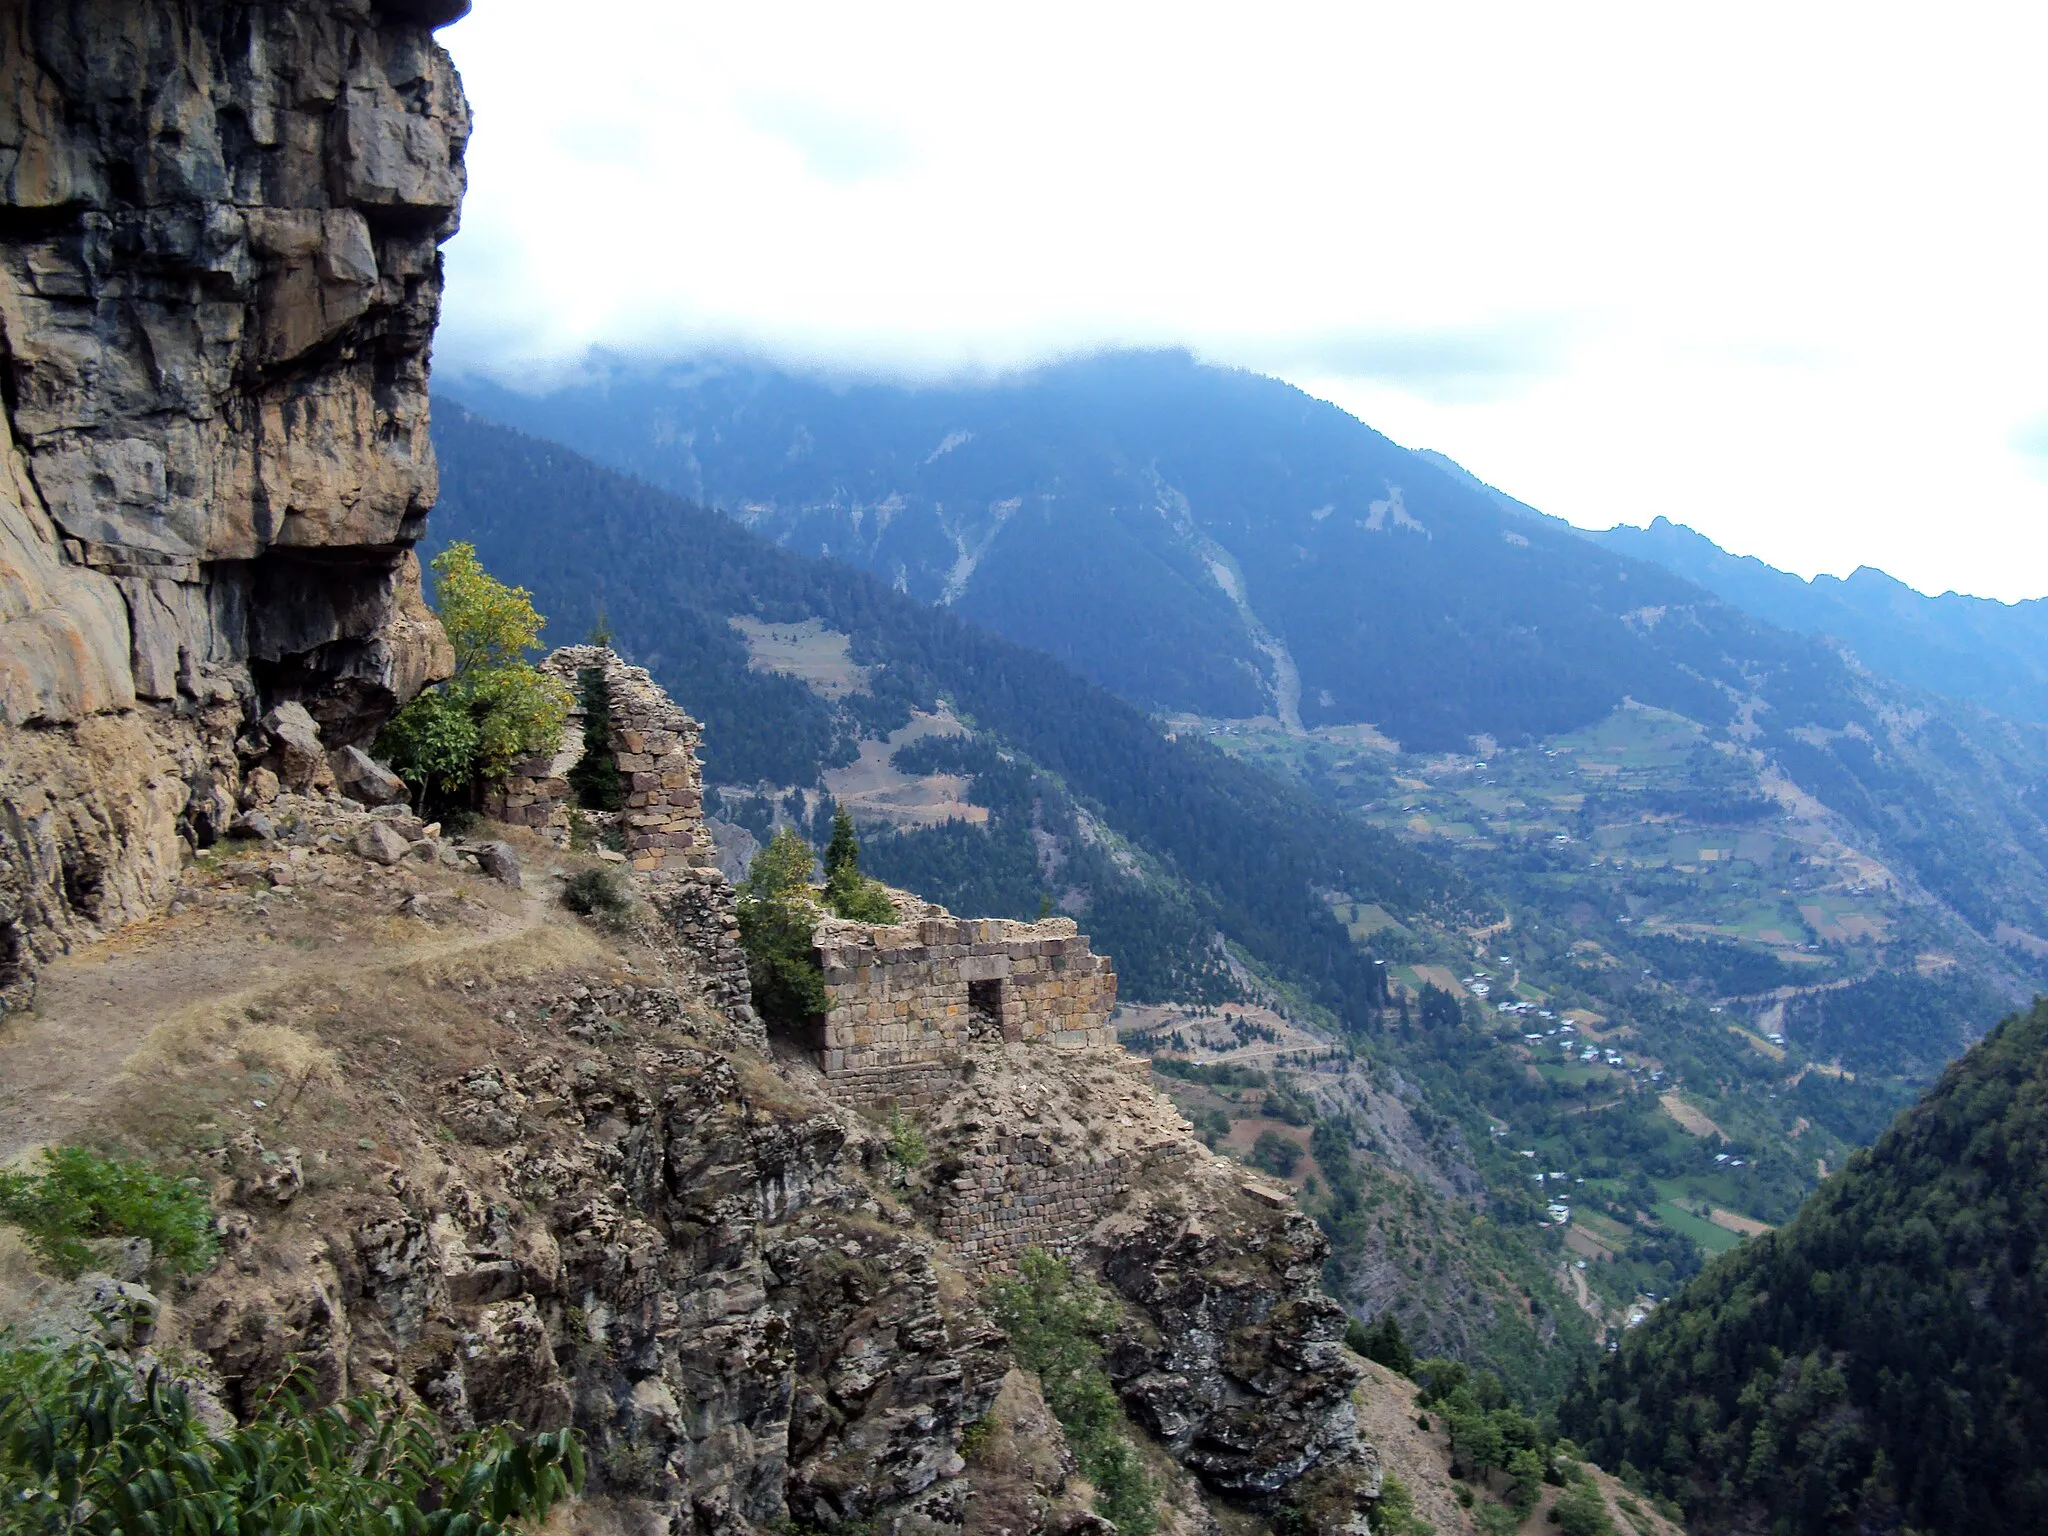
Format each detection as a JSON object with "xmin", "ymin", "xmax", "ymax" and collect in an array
[{"xmin": 2, "ymin": 5, "xmax": 2044, "ymax": 1533}]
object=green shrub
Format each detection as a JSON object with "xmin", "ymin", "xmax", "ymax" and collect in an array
[
  {"xmin": 0, "ymin": 1342, "xmax": 581, "ymax": 1533},
  {"xmin": 377, "ymin": 543, "xmax": 571, "ymax": 812},
  {"xmin": 737, "ymin": 827, "xmax": 828, "ymax": 1030},
  {"xmin": 986, "ymin": 1250, "xmax": 1158, "ymax": 1536},
  {"xmin": 1352, "ymin": 1311, "xmax": 1417, "ymax": 1377},
  {"xmin": 562, "ymin": 867, "xmax": 634, "ymax": 924},
  {"xmin": 885, "ymin": 1111, "xmax": 928, "ymax": 1169},
  {"xmin": 821, "ymin": 803, "xmax": 898, "ymax": 922},
  {"xmin": 959, "ymin": 1415, "xmax": 993, "ymax": 1463},
  {"xmin": 1555, "ymin": 1479, "xmax": 1618, "ymax": 1536},
  {"xmin": 1369, "ymin": 1472, "xmax": 1436, "ymax": 1536},
  {"xmin": 0, "ymin": 1147, "xmax": 215, "ymax": 1278},
  {"xmin": 1249, "ymin": 1128, "xmax": 1301, "ymax": 1178}
]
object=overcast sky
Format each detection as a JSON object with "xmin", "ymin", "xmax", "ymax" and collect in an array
[{"xmin": 435, "ymin": 2, "xmax": 2048, "ymax": 603}]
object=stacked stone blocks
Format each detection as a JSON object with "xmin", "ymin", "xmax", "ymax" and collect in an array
[
  {"xmin": 814, "ymin": 914, "xmax": 1117, "ymax": 1075},
  {"xmin": 486, "ymin": 646, "xmax": 716, "ymax": 875},
  {"xmin": 933, "ymin": 1134, "xmax": 1131, "ymax": 1272}
]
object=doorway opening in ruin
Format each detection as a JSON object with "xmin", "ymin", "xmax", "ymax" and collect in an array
[{"xmin": 969, "ymin": 979, "xmax": 1004, "ymax": 1035}]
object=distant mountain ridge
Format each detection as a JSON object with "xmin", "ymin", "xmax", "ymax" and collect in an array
[
  {"xmin": 441, "ymin": 353, "xmax": 2048, "ymax": 957},
  {"xmin": 1590, "ymin": 516, "xmax": 2048, "ymax": 724},
  {"xmin": 444, "ymin": 353, "xmax": 1858, "ymax": 753},
  {"xmin": 1418, "ymin": 450, "xmax": 2048, "ymax": 725}
]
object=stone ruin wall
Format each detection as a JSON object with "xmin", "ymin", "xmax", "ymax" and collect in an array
[
  {"xmin": 484, "ymin": 645, "xmax": 757, "ymax": 1040},
  {"xmin": 487, "ymin": 645, "xmax": 715, "ymax": 875},
  {"xmin": 487, "ymin": 646, "xmax": 1137, "ymax": 1270},
  {"xmin": 813, "ymin": 914, "xmax": 1117, "ymax": 1075},
  {"xmin": 933, "ymin": 1129, "xmax": 1135, "ymax": 1273}
]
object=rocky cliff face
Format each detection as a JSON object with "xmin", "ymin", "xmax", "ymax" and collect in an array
[
  {"xmin": 0, "ymin": 0, "xmax": 468, "ymax": 1005},
  {"xmin": 1, "ymin": 808, "xmax": 1385, "ymax": 1535}
]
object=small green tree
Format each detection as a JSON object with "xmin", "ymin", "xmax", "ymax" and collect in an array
[
  {"xmin": 1368, "ymin": 1472, "xmax": 1434, "ymax": 1536},
  {"xmin": 1250, "ymin": 1129, "xmax": 1302, "ymax": 1178},
  {"xmin": 377, "ymin": 543, "xmax": 570, "ymax": 811},
  {"xmin": 566, "ymin": 664, "xmax": 623, "ymax": 811},
  {"xmin": 1357, "ymin": 1311, "xmax": 1416, "ymax": 1378},
  {"xmin": 820, "ymin": 802, "xmax": 898, "ymax": 923},
  {"xmin": 1508, "ymin": 1446, "xmax": 1546, "ymax": 1514},
  {"xmin": 1451, "ymin": 1405, "xmax": 1506, "ymax": 1480},
  {"xmin": 735, "ymin": 827, "xmax": 828, "ymax": 1030},
  {"xmin": 1555, "ymin": 1478, "xmax": 1619, "ymax": 1536},
  {"xmin": 824, "ymin": 802, "xmax": 859, "ymax": 887}
]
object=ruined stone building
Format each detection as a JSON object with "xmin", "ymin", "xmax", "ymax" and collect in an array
[
  {"xmin": 811, "ymin": 912, "xmax": 1117, "ymax": 1073},
  {"xmin": 485, "ymin": 644, "xmax": 717, "ymax": 874}
]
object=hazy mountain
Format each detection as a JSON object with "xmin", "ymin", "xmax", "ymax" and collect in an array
[
  {"xmin": 1589, "ymin": 516, "xmax": 2048, "ymax": 725},
  {"xmin": 444, "ymin": 353, "xmax": 1846, "ymax": 753},
  {"xmin": 1417, "ymin": 449, "xmax": 2048, "ymax": 726},
  {"xmin": 441, "ymin": 354, "xmax": 2048, "ymax": 956}
]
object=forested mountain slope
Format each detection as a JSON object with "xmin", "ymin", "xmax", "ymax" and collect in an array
[
  {"xmin": 1564, "ymin": 997, "xmax": 2048, "ymax": 1536},
  {"xmin": 443, "ymin": 356, "xmax": 2048, "ymax": 976},
  {"xmin": 426, "ymin": 405, "xmax": 1465, "ymax": 1024},
  {"xmin": 445, "ymin": 354, "xmax": 1849, "ymax": 750}
]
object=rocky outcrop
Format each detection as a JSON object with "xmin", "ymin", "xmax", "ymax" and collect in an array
[
  {"xmin": 1101, "ymin": 1194, "xmax": 1380, "ymax": 1519},
  {"xmin": 0, "ymin": 0, "xmax": 470, "ymax": 1006},
  {"xmin": 182, "ymin": 1023, "xmax": 1012, "ymax": 1534}
]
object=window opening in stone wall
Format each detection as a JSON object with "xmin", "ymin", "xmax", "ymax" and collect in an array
[{"xmin": 969, "ymin": 979, "xmax": 1004, "ymax": 1034}]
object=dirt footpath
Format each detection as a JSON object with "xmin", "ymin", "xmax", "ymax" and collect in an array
[{"xmin": 0, "ymin": 826, "xmax": 555, "ymax": 1165}]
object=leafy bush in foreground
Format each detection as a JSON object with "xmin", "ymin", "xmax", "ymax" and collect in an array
[{"xmin": 0, "ymin": 1344, "xmax": 582, "ymax": 1535}]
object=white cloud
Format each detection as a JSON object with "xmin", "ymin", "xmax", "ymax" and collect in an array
[{"xmin": 435, "ymin": 0, "xmax": 2048, "ymax": 601}]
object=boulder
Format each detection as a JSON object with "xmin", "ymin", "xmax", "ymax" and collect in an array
[
  {"xmin": 226, "ymin": 1131, "xmax": 304, "ymax": 1208},
  {"xmin": 331, "ymin": 746, "xmax": 409, "ymax": 806},
  {"xmin": 27, "ymin": 1275, "xmax": 160, "ymax": 1349},
  {"xmin": 261, "ymin": 703, "xmax": 329, "ymax": 792},
  {"xmin": 240, "ymin": 767, "xmax": 281, "ymax": 807},
  {"xmin": 181, "ymin": 773, "xmax": 237, "ymax": 848},
  {"xmin": 475, "ymin": 841, "xmax": 522, "ymax": 888},
  {"xmin": 354, "ymin": 821, "xmax": 411, "ymax": 866},
  {"xmin": 231, "ymin": 811, "xmax": 277, "ymax": 843}
]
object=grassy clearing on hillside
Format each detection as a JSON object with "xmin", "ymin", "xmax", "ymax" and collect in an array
[{"xmin": 1652, "ymin": 1200, "xmax": 1742, "ymax": 1254}]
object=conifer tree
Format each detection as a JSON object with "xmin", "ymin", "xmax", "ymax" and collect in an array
[{"xmin": 825, "ymin": 802, "xmax": 860, "ymax": 888}]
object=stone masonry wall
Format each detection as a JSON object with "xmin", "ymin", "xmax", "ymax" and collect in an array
[
  {"xmin": 933, "ymin": 1135, "xmax": 1132, "ymax": 1273},
  {"xmin": 814, "ymin": 914, "xmax": 1117, "ymax": 1075},
  {"xmin": 487, "ymin": 645, "xmax": 715, "ymax": 875}
]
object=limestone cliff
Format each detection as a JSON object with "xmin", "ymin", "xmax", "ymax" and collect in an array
[{"xmin": 0, "ymin": 0, "xmax": 469, "ymax": 1006}]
